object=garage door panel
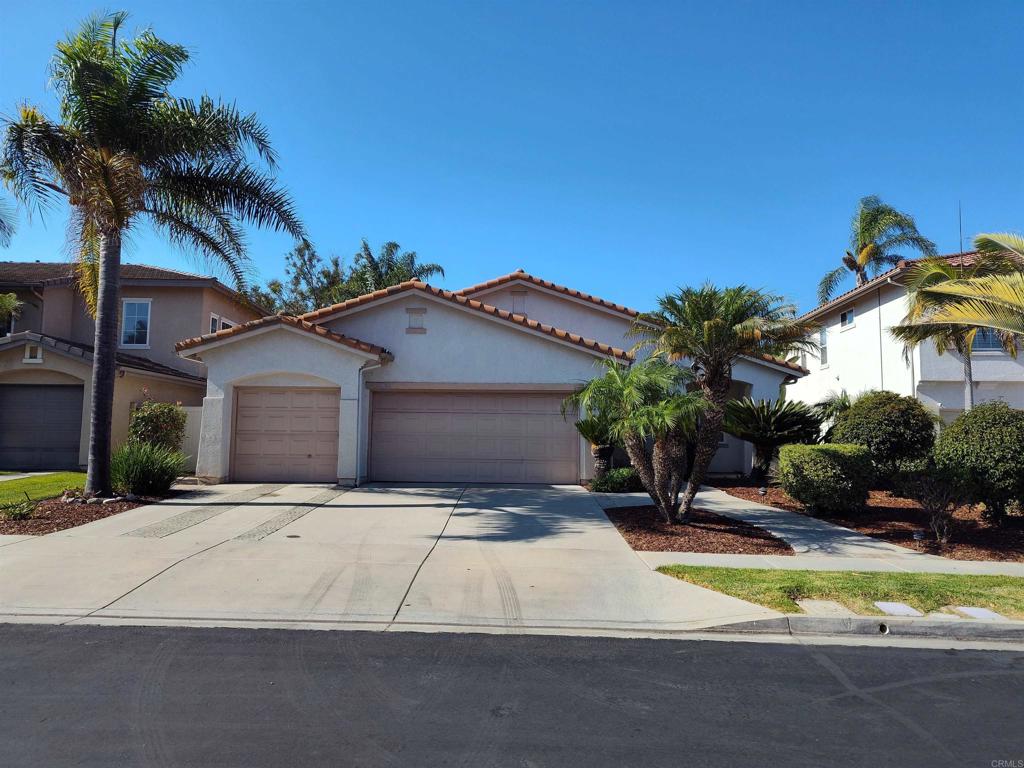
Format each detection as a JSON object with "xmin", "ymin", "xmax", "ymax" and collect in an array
[
  {"xmin": 0, "ymin": 384, "xmax": 83, "ymax": 470},
  {"xmin": 232, "ymin": 387, "xmax": 339, "ymax": 482},
  {"xmin": 370, "ymin": 391, "xmax": 577, "ymax": 483}
]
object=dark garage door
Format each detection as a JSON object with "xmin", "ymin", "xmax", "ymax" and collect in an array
[{"xmin": 0, "ymin": 384, "xmax": 84, "ymax": 470}]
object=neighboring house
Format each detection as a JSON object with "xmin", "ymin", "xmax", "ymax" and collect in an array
[
  {"xmin": 787, "ymin": 253, "xmax": 1024, "ymax": 422},
  {"xmin": 0, "ymin": 262, "xmax": 262, "ymax": 470},
  {"xmin": 177, "ymin": 268, "xmax": 806, "ymax": 485}
]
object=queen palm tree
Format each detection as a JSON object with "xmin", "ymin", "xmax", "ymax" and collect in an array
[
  {"xmin": 1, "ymin": 13, "xmax": 305, "ymax": 494},
  {"xmin": 817, "ymin": 196, "xmax": 937, "ymax": 304},
  {"xmin": 631, "ymin": 285, "xmax": 818, "ymax": 520},
  {"xmin": 564, "ymin": 359, "xmax": 705, "ymax": 524},
  {"xmin": 0, "ymin": 199, "xmax": 15, "ymax": 246},
  {"xmin": 889, "ymin": 244, "xmax": 1020, "ymax": 410},
  {"xmin": 349, "ymin": 239, "xmax": 444, "ymax": 294}
]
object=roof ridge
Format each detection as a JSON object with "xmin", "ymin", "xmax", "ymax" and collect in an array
[{"xmin": 453, "ymin": 270, "xmax": 640, "ymax": 317}]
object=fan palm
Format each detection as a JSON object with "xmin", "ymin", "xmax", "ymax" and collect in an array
[
  {"xmin": 564, "ymin": 359, "xmax": 705, "ymax": 524},
  {"xmin": 889, "ymin": 245, "xmax": 1020, "ymax": 410},
  {"xmin": 817, "ymin": 196, "xmax": 937, "ymax": 304},
  {"xmin": 1, "ymin": 13, "xmax": 305, "ymax": 494},
  {"xmin": 631, "ymin": 284, "xmax": 818, "ymax": 520},
  {"xmin": 349, "ymin": 239, "xmax": 444, "ymax": 294},
  {"xmin": 723, "ymin": 398, "xmax": 822, "ymax": 484}
]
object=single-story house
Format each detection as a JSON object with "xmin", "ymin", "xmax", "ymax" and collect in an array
[{"xmin": 176, "ymin": 270, "xmax": 807, "ymax": 484}]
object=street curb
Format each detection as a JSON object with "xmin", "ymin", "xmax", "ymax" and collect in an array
[{"xmin": 707, "ymin": 615, "xmax": 1024, "ymax": 641}]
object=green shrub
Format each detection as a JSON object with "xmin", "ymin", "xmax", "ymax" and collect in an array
[
  {"xmin": 128, "ymin": 401, "xmax": 187, "ymax": 451},
  {"xmin": 1, "ymin": 492, "xmax": 35, "ymax": 521},
  {"xmin": 111, "ymin": 442, "xmax": 186, "ymax": 497},
  {"xmin": 831, "ymin": 391, "xmax": 935, "ymax": 479},
  {"xmin": 934, "ymin": 401, "xmax": 1024, "ymax": 520},
  {"xmin": 776, "ymin": 443, "xmax": 872, "ymax": 513},
  {"xmin": 590, "ymin": 467, "xmax": 645, "ymax": 493}
]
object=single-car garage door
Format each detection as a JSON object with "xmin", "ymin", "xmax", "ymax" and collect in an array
[
  {"xmin": 0, "ymin": 384, "xmax": 83, "ymax": 470},
  {"xmin": 232, "ymin": 387, "xmax": 339, "ymax": 482},
  {"xmin": 370, "ymin": 391, "xmax": 579, "ymax": 483}
]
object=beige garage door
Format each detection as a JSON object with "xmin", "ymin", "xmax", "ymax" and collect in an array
[
  {"xmin": 232, "ymin": 387, "xmax": 339, "ymax": 482},
  {"xmin": 370, "ymin": 391, "xmax": 578, "ymax": 483}
]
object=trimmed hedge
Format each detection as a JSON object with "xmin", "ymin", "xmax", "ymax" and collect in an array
[
  {"xmin": 934, "ymin": 402, "xmax": 1024, "ymax": 520},
  {"xmin": 831, "ymin": 391, "xmax": 935, "ymax": 479},
  {"xmin": 589, "ymin": 467, "xmax": 645, "ymax": 493},
  {"xmin": 776, "ymin": 443, "xmax": 872, "ymax": 513},
  {"xmin": 128, "ymin": 401, "xmax": 186, "ymax": 451},
  {"xmin": 111, "ymin": 442, "xmax": 186, "ymax": 497}
]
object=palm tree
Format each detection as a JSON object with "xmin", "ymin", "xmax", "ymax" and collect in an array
[
  {"xmin": 1, "ymin": 13, "xmax": 305, "ymax": 495},
  {"xmin": 572, "ymin": 416, "xmax": 615, "ymax": 480},
  {"xmin": 814, "ymin": 389, "xmax": 853, "ymax": 441},
  {"xmin": 0, "ymin": 292, "xmax": 21, "ymax": 326},
  {"xmin": 0, "ymin": 198, "xmax": 15, "ymax": 246},
  {"xmin": 564, "ymin": 359, "xmax": 705, "ymax": 524},
  {"xmin": 631, "ymin": 285, "xmax": 818, "ymax": 520},
  {"xmin": 349, "ymin": 239, "xmax": 444, "ymax": 294},
  {"xmin": 889, "ymin": 245, "xmax": 1020, "ymax": 410},
  {"xmin": 817, "ymin": 196, "xmax": 937, "ymax": 304},
  {"xmin": 905, "ymin": 271, "xmax": 1024, "ymax": 337},
  {"xmin": 723, "ymin": 398, "xmax": 822, "ymax": 484}
]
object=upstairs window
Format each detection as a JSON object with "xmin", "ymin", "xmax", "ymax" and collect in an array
[
  {"xmin": 840, "ymin": 308, "xmax": 855, "ymax": 328},
  {"xmin": 209, "ymin": 314, "xmax": 235, "ymax": 334},
  {"xmin": 972, "ymin": 328, "xmax": 1002, "ymax": 351},
  {"xmin": 121, "ymin": 299, "xmax": 151, "ymax": 347},
  {"xmin": 819, "ymin": 328, "xmax": 828, "ymax": 366}
]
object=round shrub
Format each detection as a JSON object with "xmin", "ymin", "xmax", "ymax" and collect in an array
[
  {"xmin": 831, "ymin": 391, "xmax": 935, "ymax": 479},
  {"xmin": 776, "ymin": 443, "xmax": 872, "ymax": 513},
  {"xmin": 111, "ymin": 442, "xmax": 186, "ymax": 496},
  {"xmin": 589, "ymin": 467, "xmax": 644, "ymax": 493},
  {"xmin": 128, "ymin": 401, "xmax": 186, "ymax": 451},
  {"xmin": 934, "ymin": 401, "xmax": 1024, "ymax": 520}
]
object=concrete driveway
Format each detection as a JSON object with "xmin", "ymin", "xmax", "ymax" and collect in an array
[{"xmin": 0, "ymin": 483, "xmax": 775, "ymax": 633}]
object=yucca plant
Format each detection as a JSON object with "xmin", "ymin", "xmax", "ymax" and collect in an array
[{"xmin": 724, "ymin": 398, "xmax": 822, "ymax": 484}]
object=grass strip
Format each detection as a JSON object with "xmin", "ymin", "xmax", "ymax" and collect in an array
[
  {"xmin": 0, "ymin": 472, "xmax": 87, "ymax": 506},
  {"xmin": 658, "ymin": 565, "xmax": 1024, "ymax": 618}
]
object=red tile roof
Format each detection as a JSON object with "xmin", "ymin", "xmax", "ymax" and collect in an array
[
  {"xmin": 455, "ymin": 269, "xmax": 641, "ymax": 317},
  {"xmin": 176, "ymin": 314, "xmax": 392, "ymax": 358},
  {"xmin": 300, "ymin": 280, "xmax": 634, "ymax": 361}
]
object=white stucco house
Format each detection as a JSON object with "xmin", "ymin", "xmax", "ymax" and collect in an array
[
  {"xmin": 176, "ymin": 269, "xmax": 807, "ymax": 485},
  {"xmin": 787, "ymin": 253, "xmax": 1024, "ymax": 422}
]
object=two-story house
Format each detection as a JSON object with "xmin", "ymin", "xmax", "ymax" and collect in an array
[
  {"xmin": 0, "ymin": 262, "xmax": 262, "ymax": 470},
  {"xmin": 787, "ymin": 253, "xmax": 1024, "ymax": 422}
]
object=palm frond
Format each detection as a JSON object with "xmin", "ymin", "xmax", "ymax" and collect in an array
[{"xmin": 817, "ymin": 266, "xmax": 848, "ymax": 304}]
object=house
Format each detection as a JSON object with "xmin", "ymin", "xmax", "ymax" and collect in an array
[
  {"xmin": 0, "ymin": 262, "xmax": 262, "ymax": 470},
  {"xmin": 177, "ymin": 269, "xmax": 807, "ymax": 485},
  {"xmin": 786, "ymin": 253, "xmax": 1024, "ymax": 422}
]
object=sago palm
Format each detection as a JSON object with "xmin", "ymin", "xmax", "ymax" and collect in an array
[
  {"xmin": 889, "ymin": 244, "xmax": 1020, "ymax": 410},
  {"xmin": 723, "ymin": 398, "xmax": 822, "ymax": 484},
  {"xmin": 817, "ymin": 195, "xmax": 936, "ymax": 304},
  {"xmin": 350, "ymin": 239, "xmax": 445, "ymax": 294},
  {"xmin": 631, "ymin": 284, "xmax": 818, "ymax": 520},
  {"xmin": 564, "ymin": 359, "xmax": 705, "ymax": 523},
  {"xmin": 1, "ymin": 12, "xmax": 305, "ymax": 494}
]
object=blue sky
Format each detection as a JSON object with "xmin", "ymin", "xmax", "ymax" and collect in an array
[{"xmin": 2, "ymin": 0, "xmax": 1021, "ymax": 313}]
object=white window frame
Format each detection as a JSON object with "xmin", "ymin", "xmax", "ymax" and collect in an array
[
  {"xmin": 819, "ymin": 327, "xmax": 829, "ymax": 368},
  {"xmin": 839, "ymin": 307, "xmax": 856, "ymax": 329},
  {"xmin": 120, "ymin": 298, "xmax": 152, "ymax": 349},
  {"xmin": 209, "ymin": 313, "xmax": 236, "ymax": 334}
]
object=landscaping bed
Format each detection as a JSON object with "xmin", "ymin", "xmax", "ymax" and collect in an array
[
  {"xmin": 716, "ymin": 480, "xmax": 1024, "ymax": 562},
  {"xmin": 658, "ymin": 565, "xmax": 1024, "ymax": 618},
  {"xmin": 604, "ymin": 504, "xmax": 793, "ymax": 555},
  {"xmin": 0, "ymin": 496, "xmax": 148, "ymax": 535}
]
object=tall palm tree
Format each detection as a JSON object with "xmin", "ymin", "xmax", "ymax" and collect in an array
[
  {"xmin": 890, "ymin": 245, "xmax": 1020, "ymax": 410},
  {"xmin": 350, "ymin": 239, "xmax": 444, "ymax": 294},
  {"xmin": 817, "ymin": 196, "xmax": 937, "ymax": 304},
  {"xmin": 1, "ymin": 12, "xmax": 305, "ymax": 494},
  {"xmin": 564, "ymin": 359, "xmax": 705, "ymax": 523},
  {"xmin": 0, "ymin": 198, "xmax": 15, "ymax": 246},
  {"xmin": 904, "ymin": 271, "xmax": 1024, "ymax": 338},
  {"xmin": 631, "ymin": 285, "xmax": 818, "ymax": 520}
]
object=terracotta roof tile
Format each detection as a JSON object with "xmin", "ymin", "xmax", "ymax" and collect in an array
[
  {"xmin": 176, "ymin": 314, "xmax": 392, "ymax": 358},
  {"xmin": 300, "ymin": 281, "xmax": 633, "ymax": 362},
  {"xmin": 454, "ymin": 270, "xmax": 641, "ymax": 317}
]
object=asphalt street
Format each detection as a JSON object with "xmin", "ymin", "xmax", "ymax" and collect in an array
[{"xmin": 1, "ymin": 624, "xmax": 1021, "ymax": 767}]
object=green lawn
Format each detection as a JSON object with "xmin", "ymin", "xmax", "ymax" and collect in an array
[
  {"xmin": 0, "ymin": 472, "xmax": 87, "ymax": 506},
  {"xmin": 658, "ymin": 565, "xmax": 1024, "ymax": 619}
]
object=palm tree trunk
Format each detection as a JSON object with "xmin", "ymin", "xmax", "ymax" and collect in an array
[
  {"xmin": 85, "ymin": 230, "xmax": 122, "ymax": 496},
  {"xmin": 678, "ymin": 381, "xmax": 729, "ymax": 521},
  {"xmin": 963, "ymin": 351, "xmax": 974, "ymax": 411}
]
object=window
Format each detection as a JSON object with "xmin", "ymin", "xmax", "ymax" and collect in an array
[
  {"xmin": 972, "ymin": 328, "xmax": 1002, "ymax": 351},
  {"xmin": 120, "ymin": 299, "xmax": 151, "ymax": 347},
  {"xmin": 512, "ymin": 291, "xmax": 527, "ymax": 317},
  {"xmin": 210, "ymin": 314, "xmax": 220, "ymax": 334},
  {"xmin": 22, "ymin": 343, "xmax": 42, "ymax": 363},
  {"xmin": 819, "ymin": 328, "xmax": 828, "ymax": 367},
  {"xmin": 406, "ymin": 307, "xmax": 426, "ymax": 334},
  {"xmin": 840, "ymin": 308, "xmax": 855, "ymax": 328},
  {"xmin": 209, "ymin": 314, "xmax": 236, "ymax": 334},
  {"xmin": 220, "ymin": 318, "xmax": 235, "ymax": 330}
]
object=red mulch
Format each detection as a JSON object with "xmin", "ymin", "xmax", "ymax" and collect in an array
[
  {"xmin": 0, "ymin": 497, "xmax": 149, "ymax": 535},
  {"xmin": 604, "ymin": 504, "xmax": 794, "ymax": 555},
  {"xmin": 715, "ymin": 480, "xmax": 1024, "ymax": 562}
]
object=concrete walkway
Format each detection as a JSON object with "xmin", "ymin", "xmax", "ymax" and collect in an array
[
  {"xmin": 0, "ymin": 472, "xmax": 54, "ymax": 483},
  {"xmin": 0, "ymin": 483, "xmax": 777, "ymax": 633}
]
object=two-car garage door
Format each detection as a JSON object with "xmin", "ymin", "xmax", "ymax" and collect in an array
[{"xmin": 370, "ymin": 391, "xmax": 579, "ymax": 483}]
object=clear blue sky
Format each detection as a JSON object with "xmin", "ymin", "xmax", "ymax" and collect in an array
[{"xmin": 2, "ymin": 0, "xmax": 1021, "ymax": 313}]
